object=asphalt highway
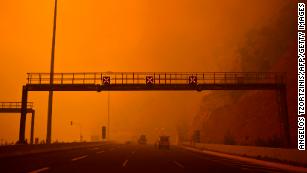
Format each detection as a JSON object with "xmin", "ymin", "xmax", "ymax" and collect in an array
[{"xmin": 0, "ymin": 143, "xmax": 291, "ymax": 173}]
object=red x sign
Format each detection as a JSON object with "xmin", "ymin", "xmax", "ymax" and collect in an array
[
  {"xmin": 103, "ymin": 76, "xmax": 110, "ymax": 85},
  {"xmin": 146, "ymin": 76, "xmax": 154, "ymax": 85},
  {"xmin": 189, "ymin": 76, "xmax": 197, "ymax": 85}
]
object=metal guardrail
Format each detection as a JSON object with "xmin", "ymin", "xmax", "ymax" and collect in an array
[
  {"xmin": 0, "ymin": 102, "xmax": 33, "ymax": 109},
  {"xmin": 26, "ymin": 72, "xmax": 286, "ymax": 85}
]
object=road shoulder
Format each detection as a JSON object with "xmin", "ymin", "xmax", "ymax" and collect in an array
[{"xmin": 181, "ymin": 145, "xmax": 307, "ymax": 173}]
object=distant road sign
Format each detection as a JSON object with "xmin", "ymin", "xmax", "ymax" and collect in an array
[
  {"xmin": 102, "ymin": 126, "xmax": 106, "ymax": 139},
  {"xmin": 193, "ymin": 130, "xmax": 200, "ymax": 143}
]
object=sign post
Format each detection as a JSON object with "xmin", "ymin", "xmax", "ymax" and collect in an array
[{"xmin": 102, "ymin": 126, "xmax": 106, "ymax": 141}]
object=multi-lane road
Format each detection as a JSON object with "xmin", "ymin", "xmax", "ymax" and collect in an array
[{"xmin": 0, "ymin": 143, "xmax": 292, "ymax": 173}]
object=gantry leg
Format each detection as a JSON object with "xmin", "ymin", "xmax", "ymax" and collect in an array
[
  {"xmin": 19, "ymin": 85, "xmax": 28, "ymax": 144},
  {"xmin": 277, "ymin": 86, "xmax": 290, "ymax": 147},
  {"xmin": 30, "ymin": 111, "xmax": 35, "ymax": 144}
]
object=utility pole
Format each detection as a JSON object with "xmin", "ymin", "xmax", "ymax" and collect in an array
[
  {"xmin": 107, "ymin": 91, "xmax": 110, "ymax": 140},
  {"xmin": 47, "ymin": 0, "xmax": 58, "ymax": 144}
]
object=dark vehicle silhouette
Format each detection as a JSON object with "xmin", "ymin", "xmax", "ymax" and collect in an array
[
  {"xmin": 138, "ymin": 135, "xmax": 147, "ymax": 145},
  {"xmin": 158, "ymin": 136, "xmax": 170, "ymax": 149}
]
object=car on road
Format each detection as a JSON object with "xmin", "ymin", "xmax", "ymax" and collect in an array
[
  {"xmin": 125, "ymin": 140, "xmax": 132, "ymax": 145},
  {"xmin": 158, "ymin": 136, "xmax": 170, "ymax": 149},
  {"xmin": 138, "ymin": 135, "xmax": 147, "ymax": 145}
]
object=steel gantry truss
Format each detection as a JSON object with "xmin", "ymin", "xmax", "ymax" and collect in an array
[
  {"xmin": 26, "ymin": 72, "xmax": 285, "ymax": 90},
  {"xmin": 0, "ymin": 102, "xmax": 35, "ymax": 144},
  {"xmin": 19, "ymin": 72, "xmax": 289, "ymax": 146}
]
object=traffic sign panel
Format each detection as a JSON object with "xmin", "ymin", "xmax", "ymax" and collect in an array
[{"xmin": 146, "ymin": 76, "xmax": 154, "ymax": 85}]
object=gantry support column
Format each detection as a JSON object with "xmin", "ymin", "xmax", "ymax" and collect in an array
[
  {"xmin": 19, "ymin": 85, "xmax": 28, "ymax": 144},
  {"xmin": 277, "ymin": 86, "xmax": 290, "ymax": 147},
  {"xmin": 30, "ymin": 111, "xmax": 35, "ymax": 144}
]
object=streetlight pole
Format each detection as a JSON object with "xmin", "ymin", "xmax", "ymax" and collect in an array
[
  {"xmin": 107, "ymin": 91, "xmax": 110, "ymax": 140},
  {"xmin": 47, "ymin": 0, "xmax": 58, "ymax": 144}
]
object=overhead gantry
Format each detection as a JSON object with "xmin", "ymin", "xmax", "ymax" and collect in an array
[
  {"xmin": 19, "ymin": 72, "xmax": 289, "ymax": 146},
  {"xmin": 0, "ymin": 102, "xmax": 35, "ymax": 144}
]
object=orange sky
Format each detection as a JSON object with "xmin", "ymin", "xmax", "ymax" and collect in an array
[{"xmin": 0, "ymin": 0, "xmax": 288, "ymax": 143}]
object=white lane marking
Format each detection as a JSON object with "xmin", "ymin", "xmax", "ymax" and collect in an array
[
  {"xmin": 173, "ymin": 161, "xmax": 184, "ymax": 168},
  {"xmin": 122, "ymin": 159, "xmax": 129, "ymax": 167},
  {"xmin": 71, "ymin": 155, "xmax": 88, "ymax": 161},
  {"xmin": 28, "ymin": 167, "xmax": 50, "ymax": 173},
  {"xmin": 96, "ymin": 150, "xmax": 105, "ymax": 154}
]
